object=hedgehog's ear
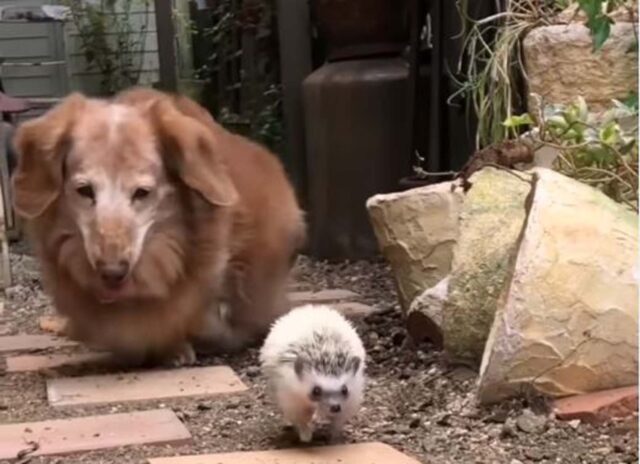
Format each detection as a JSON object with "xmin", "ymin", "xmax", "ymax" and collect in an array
[
  {"xmin": 347, "ymin": 356, "xmax": 361, "ymax": 375},
  {"xmin": 294, "ymin": 357, "xmax": 308, "ymax": 380}
]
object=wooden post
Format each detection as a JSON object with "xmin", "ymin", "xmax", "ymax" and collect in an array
[
  {"xmin": 275, "ymin": 0, "xmax": 313, "ymax": 204},
  {"xmin": 154, "ymin": 0, "xmax": 179, "ymax": 91}
]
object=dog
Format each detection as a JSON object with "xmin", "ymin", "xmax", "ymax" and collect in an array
[{"xmin": 11, "ymin": 87, "xmax": 305, "ymax": 366}]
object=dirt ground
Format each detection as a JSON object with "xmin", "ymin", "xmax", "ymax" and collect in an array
[{"xmin": 0, "ymin": 246, "xmax": 638, "ymax": 464}]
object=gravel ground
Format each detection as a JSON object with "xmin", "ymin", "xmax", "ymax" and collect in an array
[{"xmin": 0, "ymin": 246, "xmax": 637, "ymax": 464}]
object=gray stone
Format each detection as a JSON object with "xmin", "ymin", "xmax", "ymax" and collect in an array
[{"xmin": 443, "ymin": 167, "xmax": 532, "ymax": 365}]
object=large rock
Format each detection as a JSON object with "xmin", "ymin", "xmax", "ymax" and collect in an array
[
  {"xmin": 406, "ymin": 275, "xmax": 449, "ymax": 347},
  {"xmin": 523, "ymin": 23, "xmax": 638, "ymax": 115},
  {"xmin": 366, "ymin": 181, "xmax": 464, "ymax": 311},
  {"xmin": 443, "ymin": 168, "xmax": 532, "ymax": 365},
  {"xmin": 478, "ymin": 168, "xmax": 638, "ymax": 404}
]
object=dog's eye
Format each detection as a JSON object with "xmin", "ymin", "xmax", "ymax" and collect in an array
[
  {"xmin": 341, "ymin": 385, "xmax": 349, "ymax": 397},
  {"xmin": 132, "ymin": 188, "xmax": 151, "ymax": 202},
  {"xmin": 76, "ymin": 185, "xmax": 95, "ymax": 201},
  {"xmin": 311, "ymin": 386, "xmax": 322, "ymax": 399}
]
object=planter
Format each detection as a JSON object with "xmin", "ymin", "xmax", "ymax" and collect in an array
[
  {"xmin": 398, "ymin": 174, "xmax": 455, "ymax": 191},
  {"xmin": 312, "ymin": 0, "xmax": 411, "ymax": 61}
]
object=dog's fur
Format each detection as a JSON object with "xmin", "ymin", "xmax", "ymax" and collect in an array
[{"xmin": 11, "ymin": 88, "xmax": 305, "ymax": 365}]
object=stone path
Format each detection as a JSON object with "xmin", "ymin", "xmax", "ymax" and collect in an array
[{"xmin": 0, "ymin": 288, "xmax": 421, "ymax": 463}]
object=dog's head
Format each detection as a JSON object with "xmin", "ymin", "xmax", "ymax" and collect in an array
[{"xmin": 12, "ymin": 91, "xmax": 238, "ymax": 302}]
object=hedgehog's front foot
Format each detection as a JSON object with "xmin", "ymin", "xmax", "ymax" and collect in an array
[
  {"xmin": 296, "ymin": 422, "xmax": 314, "ymax": 443},
  {"xmin": 328, "ymin": 419, "xmax": 345, "ymax": 443}
]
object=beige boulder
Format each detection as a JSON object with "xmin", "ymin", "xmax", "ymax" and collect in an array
[
  {"xmin": 443, "ymin": 168, "xmax": 532, "ymax": 366},
  {"xmin": 478, "ymin": 168, "xmax": 638, "ymax": 404},
  {"xmin": 523, "ymin": 23, "xmax": 638, "ymax": 115},
  {"xmin": 366, "ymin": 181, "xmax": 464, "ymax": 312}
]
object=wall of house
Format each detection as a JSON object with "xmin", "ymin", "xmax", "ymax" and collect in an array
[{"xmin": 0, "ymin": 0, "xmax": 160, "ymax": 99}]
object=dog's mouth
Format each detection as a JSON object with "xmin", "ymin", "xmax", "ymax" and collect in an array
[{"xmin": 95, "ymin": 279, "xmax": 133, "ymax": 304}]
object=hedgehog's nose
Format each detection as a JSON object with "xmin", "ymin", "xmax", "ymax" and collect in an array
[{"xmin": 330, "ymin": 404, "xmax": 341, "ymax": 414}]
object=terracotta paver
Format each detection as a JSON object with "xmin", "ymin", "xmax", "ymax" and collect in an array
[
  {"xmin": 289, "ymin": 289, "xmax": 360, "ymax": 305},
  {"xmin": 47, "ymin": 366, "xmax": 248, "ymax": 407},
  {"xmin": 5, "ymin": 352, "xmax": 112, "ymax": 373},
  {"xmin": 0, "ymin": 409, "xmax": 191, "ymax": 460},
  {"xmin": 334, "ymin": 302, "xmax": 379, "ymax": 319},
  {"xmin": 148, "ymin": 442, "xmax": 421, "ymax": 464},
  {"xmin": 553, "ymin": 386, "xmax": 638, "ymax": 423},
  {"xmin": 0, "ymin": 334, "xmax": 77, "ymax": 353}
]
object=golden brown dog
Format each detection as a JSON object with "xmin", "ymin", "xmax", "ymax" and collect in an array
[{"xmin": 11, "ymin": 88, "xmax": 305, "ymax": 365}]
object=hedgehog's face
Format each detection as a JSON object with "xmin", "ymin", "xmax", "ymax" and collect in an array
[{"xmin": 294, "ymin": 356, "xmax": 364, "ymax": 419}]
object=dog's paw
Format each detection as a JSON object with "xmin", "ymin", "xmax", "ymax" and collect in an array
[
  {"xmin": 166, "ymin": 343, "xmax": 197, "ymax": 367},
  {"xmin": 39, "ymin": 314, "xmax": 69, "ymax": 336}
]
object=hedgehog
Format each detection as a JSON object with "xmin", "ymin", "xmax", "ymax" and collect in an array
[{"xmin": 259, "ymin": 304, "xmax": 366, "ymax": 443}]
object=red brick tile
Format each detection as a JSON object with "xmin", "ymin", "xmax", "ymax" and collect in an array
[
  {"xmin": 554, "ymin": 386, "xmax": 638, "ymax": 423},
  {"xmin": 47, "ymin": 366, "xmax": 248, "ymax": 407},
  {"xmin": 148, "ymin": 442, "xmax": 420, "ymax": 464},
  {"xmin": 0, "ymin": 409, "xmax": 191, "ymax": 460},
  {"xmin": 5, "ymin": 352, "xmax": 111, "ymax": 373},
  {"xmin": 289, "ymin": 289, "xmax": 360, "ymax": 305},
  {"xmin": 0, "ymin": 334, "xmax": 77, "ymax": 353}
]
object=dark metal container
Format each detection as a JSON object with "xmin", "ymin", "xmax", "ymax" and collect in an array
[
  {"xmin": 311, "ymin": 0, "xmax": 411, "ymax": 61},
  {"xmin": 302, "ymin": 58, "xmax": 413, "ymax": 260}
]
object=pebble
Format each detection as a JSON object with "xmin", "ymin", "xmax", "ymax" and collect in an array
[
  {"xmin": 568, "ymin": 419, "xmax": 581, "ymax": 429},
  {"xmin": 510, "ymin": 460, "xmax": 524, "ymax": 464},
  {"xmin": 197, "ymin": 402, "xmax": 212, "ymax": 411},
  {"xmin": 245, "ymin": 366, "xmax": 260, "ymax": 378},
  {"xmin": 516, "ymin": 408, "xmax": 547, "ymax": 434},
  {"xmin": 501, "ymin": 418, "xmax": 518, "ymax": 438},
  {"xmin": 391, "ymin": 330, "xmax": 405, "ymax": 346},
  {"xmin": 595, "ymin": 447, "xmax": 613, "ymax": 455},
  {"xmin": 484, "ymin": 409, "xmax": 509, "ymax": 424},
  {"xmin": 524, "ymin": 448, "xmax": 545, "ymax": 461}
]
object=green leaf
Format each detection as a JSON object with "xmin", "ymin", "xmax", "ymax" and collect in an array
[
  {"xmin": 622, "ymin": 91, "xmax": 639, "ymax": 112},
  {"xmin": 577, "ymin": 0, "xmax": 614, "ymax": 51},
  {"xmin": 591, "ymin": 16, "xmax": 613, "ymax": 51},
  {"xmin": 599, "ymin": 122, "xmax": 621, "ymax": 145},
  {"xmin": 502, "ymin": 113, "xmax": 534, "ymax": 128}
]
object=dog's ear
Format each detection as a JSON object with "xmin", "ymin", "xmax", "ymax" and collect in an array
[
  {"xmin": 12, "ymin": 93, "xmax": 87, "ymax": 219},
  {"xmin": 148, "ymin": 98, "xmax": 238, "ymax": 207}
]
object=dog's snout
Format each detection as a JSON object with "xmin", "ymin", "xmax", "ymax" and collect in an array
[
  {"xmin": 330, "ymin": 404, "xmax": 341, "ymax": 414},
  {"xmin": 97, "ymin": 260, "xmax": 130, "ymax": 286}
]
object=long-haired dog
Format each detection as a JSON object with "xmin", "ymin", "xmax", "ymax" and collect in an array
[{"xmin": 11, "ymin": 88, "xmax": 305, "ymax": 365}]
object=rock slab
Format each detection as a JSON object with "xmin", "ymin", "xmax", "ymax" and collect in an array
[
  {"xmin": 47, "ymin": 366, "xmax": 248, "ymax": 406},
  {"xmin": 478, "ymin": 168, "xmax": 638, "ymax": 403},
  {"xmin": 0, "ymin": 334, "xmax": 77, "ymax": 353},
  {"xmin": 523, "ymin": 23, "xmax": 638, "ymax": 115},
  {"xmin": 553, "ymin": 386, "xmax": 638, "ymax": 424},
  {"xmin": 148, "ymin": 442, "xmax": 421, "ymax": 464},
  {"xmin": 367, "ymin": 181, "xmax": 464, "ymax": 311},
  {"xmin": 443, "ymin": 168, "xmax": 531, "ymax": 365},
  {"xmin": 0, "ymin": 409, "xmax": 191, "ymax": 460}
]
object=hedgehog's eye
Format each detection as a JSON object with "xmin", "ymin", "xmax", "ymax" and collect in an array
[
  {"xmin": 341, "ymin": 385, "xmax": 349, "ymax": 397},
  {"xmin": 311, "ymin": 386, "xmax": 322, "ymax": 399}
]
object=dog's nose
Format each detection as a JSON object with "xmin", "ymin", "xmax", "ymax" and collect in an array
[
  {"xmin": 330, "ymin": 404, "xmax": 341, "ymax": 414},
  {"xmin": 97, "ymin": 260, "xmax": 129, "ymax": 286}
]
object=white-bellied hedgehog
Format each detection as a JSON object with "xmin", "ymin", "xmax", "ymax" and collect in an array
[{"xmin": 259, "ymin": 304, "xmax": 366, "ymax": 443}]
